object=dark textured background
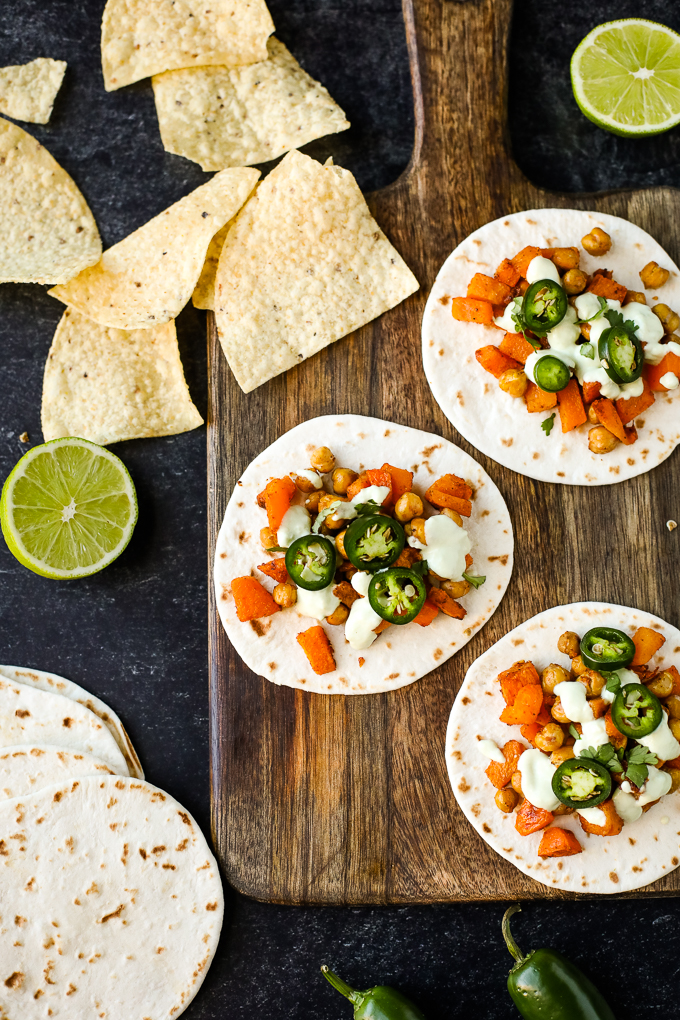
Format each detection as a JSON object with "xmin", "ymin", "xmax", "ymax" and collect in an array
[{"xmin": 0, "ymin": 1, "xmax": 679, "ymax": 1016}]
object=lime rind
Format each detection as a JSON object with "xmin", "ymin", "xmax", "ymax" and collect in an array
[
  {"xmin": 0, "ymin": 437, "xmax": 138, "ymax": 579},
  {"xmin": 571, "ymin": 18, "xmax": 680, "ymax": 137}
]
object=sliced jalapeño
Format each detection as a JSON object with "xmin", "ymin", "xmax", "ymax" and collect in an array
[
  {"xmin": 533, "ymin": 354, "xmax": 571, "ymax": 393},
  {"xmin": 522, "ymin": 279, "xmax": 568, "ymax": 335},
  {"xmin": 368, "ymin": 567, "xmax": 426, "ymax": 624},
  {"xmin": 344, "ymin": 514, "xmax": 405, "ymax": 572},
  {"xmin": 598, "ymin": 326, "xmax": 644, "ymax": 384},
  {"xmin": 580, "ymin": 627, "xmax": 635, "ymax": 671},
  {"xmin": 285, "ymin": 534, "xmax": 336, "ymax": 591},
  {"xmin": 552, "ymin": 757, "xmax": 612, "ymax": 809},
  {"xmin": 611, "ymin": 683, "xmax": 662, "ymax": 740}
]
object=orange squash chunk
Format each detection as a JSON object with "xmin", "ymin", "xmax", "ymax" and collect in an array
[
  {"xmin": 616, "ymin": 377, "xmax": 655, "ymax": 424},
  {"xmin": 297, "ymin": 626, "xmax": 336, "ymax": 675},
  {"xmin": 427, "ymin": 587, "xmax": 466, "ymax": 619},
  {"xmin": 413, "ymin": 598, "xmax": 439, "ymax": 627},
  {"xmin": 591, "ymin": 397, "xmax": 636, "ymax": 445},
  {"xmin": 645, "ymin": 351, "xmax": 680, "ymax": 391},
  {"xmin": 499, "ymin": 332, "xmax": 535, "ymax": 365},
  {"xmin": 451, "ymin": 296, "xmax": 495, "ymax": 323},
  {"xmin": 524, "ymin": 380, "xmax": 557, "ymax": 413},
  {"xmin": 261, "ymin": 476, "xmax": 296, "ymax": 532},
  {"xmin": 257, "ymin": 558, "xmax": 289, "ymax": 584},
  {"xmin": 475, "ymin": 345, "xmax": 522, "ymax": 378},
  {"xmin": 515, "ymin": 800, "xmax": 554, "ymax": 836},
  {"xmin": 495, "ymin": 258, "xmax": 521, "ymax": 288},
  {"xmin": 380, "ymin": 463, "xmax": 413, "ymax": 504},
  {"xmin": 631, "ymin": 626, "xmax": 666, "ymax": 665},
  {"xmin": 538, "ymin": 827, "xmax": 583, "ymax": 858},
  {"xmin": 500, "ymin": 684, "xmax": 544, "ymax": 726},
  {"xmin": 511, "ymin": 245, "xmax": 542, "ymax": 278},
  {"xmin": 485, "ymin": 739, "xmax": 525, "ymax": 789},
  {"xmin": 498, "ymin": 661, "xmax": 541, "ymax": 706},
  {"xmin": 231, "ymin": 576, "xmax": 281, "ymax": 622},
  {"xmin": 467, "ymin": 272, "xmax": 513, "ymax": 305},
  {"xmin": 581, "ymin": 380, "xmax": 602, "ymax": 404},
  {"xmin": 587, "ymin": 272, "xmax": 627, "ymax": 303},
  {"xmin": 579, "ymin": 798, "xmax": 623, "ymax": 837}
]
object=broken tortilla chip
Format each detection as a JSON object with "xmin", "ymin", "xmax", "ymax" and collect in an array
[
  {"xmin": 101, "ymin": 0, "xmax": 275, "ymax": 91},
  {"xmin": 0, "ymin": 57, "xmax": 67, "ymax": 124},
  {"xmin": 192, "ymin": 220, "xmax": 233, "ymax": 311},
  {"xmin": 42, "ymin": 308, "xmax": 203, "ymax": 445},
  {"xmin": 152, "ymin": 37, "xmax": 350, "ymax": 171},
  {"xmin": 0, "ymin": 116, "xmax": 101, "ymax": 285},
  {"xmin": 49, "ymin": 167, "xmax": 259, "ymax": 329},
  {"xmin": 214, "ymin": 150, "xmax": 419, "ymax": 392}
]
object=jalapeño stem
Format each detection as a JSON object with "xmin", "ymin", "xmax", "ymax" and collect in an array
[
  {"xmin": 502, "ymin": 905, "xmax": 525, "ymax": 965},
  {"xmin": 321, "ymin": 966, "xmax": 362, "ymax": 1005}
]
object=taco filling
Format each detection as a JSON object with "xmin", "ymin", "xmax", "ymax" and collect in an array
[
  {"xmin": 450, "ymin": 229, "xmax": 680, "ymax": 453},
  {"xmin": 479, "ymin": 622, "xmax": 680, "ymax": 859},
  {"xmin": 229, "ymin": 445, "xmax": 486, "ymax": 675}
]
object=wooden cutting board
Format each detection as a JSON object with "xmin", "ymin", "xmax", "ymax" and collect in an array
[{"xmin": 207, "ymin": 0, "xmax": 680, "ymax": 903}]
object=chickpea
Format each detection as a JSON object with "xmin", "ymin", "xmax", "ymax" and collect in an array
[
  {"xmin": 665, "ymin": 694, "xmax": 680, "ymax": 719},
  {"xmin": 571, "ymin": 654, "xmax": 588, "ymax": 677},
  {"xmin": 293, "ymin": 472, "xmax": 320, "ymax": 494},
  {"xmin": 579, "ymin": 321, "xmax": 591, "ymax": 340},
  {"xmin": 304, "ymin": 490, "xmax": 323, "ymax": 514},
  {"xmin": 326, "ymin": 603, "xmax": 349, "ymax": 626},
  {"xmin": 623, "ymin": 290, "xmax": 646, "ymax": 306},
  {"xmin": 541, "ymin": 663, "xmax": 571, "ymax": 696},
  {"xmin": 588, "ymin": 425, "xmax": 618, "ymax": 455},
  {"xmin": 331, "ymin": 467, "xmax": 358, "ymax": 495},
  {"xmin": 534, "ymin": 723, "xmax": 565, "ymax": 754},
  {"xmin": 510, "ymin": 771, "xmax": 523, "ymax": 797},
  {"xmin": 557, "ymin": 631, "xmax": 580, "ymax": 659},
  {"xmin": 318, "ymin": 492, "xmax": 348, "ymax": 530},
  {"xmin": 581, "ymin": 227, "xmax": 612, "ymax": 256},
  {"xmin": 550, "ymin": 247, "xmax": 580, "ymax": 271},
  {"xmin": 335, "ymin": 530, "xmax": 348, "ymax": 559},
  {"xmin": 669, "ymin": 718, "xmax": 680, "ymax": 742},
  {"xmin": 551, "ymin": 745, "xmax": 575, "ymax": 768},
  {"xmin": 652, "ymin": 303, "xmax": 680, "ymax": 335},
  {"xmin": 394, "ymin": 492, "xmax": 423, "ymax": 523},
  {"xmin": 551, "ymin": 697, "xmax": 570, "ymax": 724},
  {"xmin": 310, "ymin": 446, "xmax": 335, "ymax": 474},
  {"xmin": 587, "ymin": 403, "xmax": 600, "ymax": 425},
  {"xmin": 409, "ymin": 517, "xmax": 427, "ymax": 544},
  {"xmin": 273, "ymin": 582, "xmax": 297, "ymax": 608},
  {"xmin": 260, "ymin": 526, "xmax": 278, "ymax": 551},
  {"xmin": 665, "ymin": 768, "xmax": 680, "ymax": 794},
  {"xmin": 440, "ymin": 508, "xmax": 463, "ymax": 526},
  {"xmin": 442, "ymin": 578, "xmax": 470, "ymax": 599},
  {"xmin": 639, "ymin": 260, "xmax": 670, "ymax": 289},
  {"xmin": 578, "ymin": 669, "xmax": 606, "ymax": 697},
  {"xmin": 562, "ymin": 268, "xmax": 588, "ymax": 295},
  {"xmin": 646, "ymin": 672, "xmax": 675, "ymax": 699},
  {"xmin": 495, "ymin": 788, "xmax": 519, "ymax": 813},
  {"xmin": 498, "ymin": 368, "xmax": 528, "ymax": 398}
]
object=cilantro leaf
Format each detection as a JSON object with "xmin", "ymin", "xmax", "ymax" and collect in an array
[
  {"xmin": 604, "ymin": 308, "xmax": 639, "ymax": 339},
  {"xmin": 510, "ymin": 301, "xmax": 542, "ymax": 349},
  {"xmin": 312, "ymin": 501, "xmax": 341, "ymax": 534},
  {"xmin": 625, "ymin": 762, "xmax": 649, "ymax": 789},
  {"xmin": 463, "ymin": 570, "xmax": 486, "ymax": 590},
  {"xmin": 266, "ymin": 545, "xmax": 288, "ymax": 554},
  {"xmin": 541, "ymin": 413, "xmax": 556, "ymax": 436},
  {"xmin": 575, "ymin": 296, "xmax": 607, "ymax": 324},
  {"xmin": 605, "ymin": 673, "xmax": 622, "ymax": 697},
  {"xmin": 411, "ymin": 559, "xmax": 429, "ymax": 578},
  {"xmin": 353, "ymin": 500, "xmax": 381, "ymax": 516},
  {"xmin": 627, "ymin": 745, "xmax": 658, "ymax": 766},
  {"xmin": 580, "ymin": 742, "xmax": 624, "ymax": 773},
  {"xmin": 568, "ymin": 724, "xmax": 580, "ymax": 741},
  {"xmin": 580, "ymin": 343, "xmax": 595, "ymax": 360}
]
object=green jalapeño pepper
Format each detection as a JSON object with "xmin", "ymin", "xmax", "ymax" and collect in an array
[
  {"xmin": 285, "ymin": 534, "xmax": 336, "ymax": 591},
  {"xmin": 368, "ymin": 567, "xmax": 426, "ymax": 624},
  {"xmin": 552, "ymin": 757, "xmax": 612, "ymax": 809},
  {"xmin": 533, "ymin": 354, "xmax": 571, "ymax": 393},
  {"xmin": 522, "ymin": 279, "xmax": 568, "ymax": 335},
  {"xmin": 321, "ymin": 965, "xmax": 427, "ymax": 1020},
  {"xmin": 598, "ymin": 325, "xmax": 644, "ymax": 384},
  {"xmin": 344, "ymin": 514, "xmax": 405, "ymax": 572},
  {"xmin": 611, "ymin": 683, "xmax": 662, "ymax": 739},
  {"xmin": 503, "ymin": 905, "xmax": 616, "ymax": 1020},
  {"xmin": 580, "ymin": 627, "xmax": 635, "ymax": 671}
]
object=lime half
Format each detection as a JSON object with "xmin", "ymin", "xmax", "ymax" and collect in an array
[
  {"xmin": 571, "ymin": 19, "xmax": 680, "ymax": 136},
  {"xmin": 1, "ymin": 438, "xmax": 138, "ymax": 579}
]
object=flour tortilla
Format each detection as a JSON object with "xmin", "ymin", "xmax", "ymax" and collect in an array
[
  {"xmin": 153, "ymin": 37, "xmax": 350, "ymax": 171},
  {"xmin": 215, "ymin": 414, "xmax": 513, "ymax": 694},
  {"xmin": 0, "ymin": 744, "xmax": 113, "ymax": 801},
  {"xmin": 446, "ymin": 602, "xmax": 680, "ymax": 894},
  {"xmin": 0, "ymin": 672, "xmax": 131, "ymax": 777},
  {"xmin": 422, "ymin": 209, "xmax": 680, "ymax": 485},
  {"xmin": 49, "ymin": 167, "xmax": 259, "ymax": 329},
  {"xmin": 215, "ymin": 150, "xmax": 419, "ymax": 392},
  {"xmin": 41, "ymin": 308, "xmax": 203, "ymax": 445},
  {"xmin": 0, "ymin": 775, "xmax": 223, "ymax": 1019},
  {"xmin": 101, "ymin": 0, "xmax": 274, "ymax": 90},
  {"xmin": 0, "ymin": 57, "xmax": 66, "ymax": 123},
  {"xmin": 0, "ymin": 116, "xmax": 101, "ymax": 284}
]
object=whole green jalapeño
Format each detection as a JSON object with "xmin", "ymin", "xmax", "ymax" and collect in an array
[
  {"xmin": 368, "ymin": 568, "xmax": 426, "ymax": 624},
  {"xmin": 285, "ymin": 534, "xmax": 336, "ymax": 591},
  {"xmin": 344, "ymin": 514, "xmax": 405, "ymax": 572},
  {"xmin": 522, "ymin": 279, "xmax": 568, "ymax": 335},
  {"xmin": 533, "ymin": 354, "xmax": 571, "ymax": 393},
  {"xmin": 611, "ymin": 683, "xmax": 662, "ymax": 739},
  {"xmin": 598, "ymin": 325, "xmax": 644, "ymax": 384},
  {"xmin": 580, "ymin": 627, "xmax": 635, "ymax": 671},
  {"xmin": 551, "ymin": 757, "xmax": 612, "ymax": 809}
]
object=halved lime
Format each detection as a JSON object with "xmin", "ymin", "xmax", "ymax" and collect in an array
[
  {"xmin": 0, "ymin": 438, "xmax": 137, "ymax": 579},
  {"xmin": 571, "ymin": 19, "xmax": 680, "ymax": 136}
]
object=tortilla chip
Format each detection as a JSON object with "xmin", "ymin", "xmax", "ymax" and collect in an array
[
  {"xmin": 152, "ymin": 37, "xmax": 350, "ymax": 171},
  {"xmin": 0, "ymin": 117, "xmax": 101, "ymax": 284},
  {"xmin": 214, "ymin": 151, "xmax": 419, "ymax": 392},
  {"xmin": 192, "ymin": 221, "xmax": 232, "ymax": 310},
  {"xmin": 49, "ymin": 167, "xmax": 259, "ymax": 329},
  {"xmin": 0, "ymin": 57, "xmax": 67, "ymax": 124},
  {"xmin": 101, "ymin": 0, "xmax": 275, "ymax": 91},
  {"xmin": 42, "ymin": 308, "xmax": 203, "ymax": 445}
]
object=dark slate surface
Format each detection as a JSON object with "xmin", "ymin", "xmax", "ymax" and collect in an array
[{"xmin": 0, "ymin": 1, "xmax": 678, "ymax": 1017}]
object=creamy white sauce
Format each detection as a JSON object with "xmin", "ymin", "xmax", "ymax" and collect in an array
[
  {"xmin": 409, "ymin": 514, "xmax": 472, "ymax": 581},
  {"xmin": 578, "ymin": 806, "xmax": 607, "ymax": 827},
  {"xmin": 618, "ymin": 301, "xmax": 664, "ymax": 343},
  {"xmin": 601, "ymin": 667, "xmax": 639, "ymax": 704},
  {"xmin": 638, "ymin": 766, "xmax": 672, "ymax": 805},
  {"xmin": 351, "ymin": 571, "xmax": 372, "ymax": 596},
  {"xmin": 517, "ymin": 749, "xmax": 560, "ymax": 811},
  {"xmin": 546, "ymin": 303, "xmax": 581, "ymax": 347},
  {"xmin": 494, "ymin": 296, "xmax": 523, "ymax": 333},
  {"xmin": 479, "ymin": 739, "xmax": 505, "ymax": 764},
  {"xmin": 328, "ymin": 485, "xmax": 392, "ymax": 526},
  {"xmin": 574, "ymin": 292, "xmax": 603, "ymax": 321},
  {"xmin": 644, "ymin": 339, "xmax": 680, "ymax": 365},
  {"xmin": 613, "ymin": 788, "xmax": 643, "ymax": 823},
  {"xmin": 295, "ymin": 582, "xmax": 340, "ymax": 621},
  {"xmin": 525, "ymin": 255, "xmax": 561, "ymax": 285},
  {"xmin": 637, "ymin": 713, "xmax": 680, "ymax": 761},
  {"xmin": 345, "ymin": 596, "xmax": 382, "ymax": 650},
  {"xmin": 573, "ymin": 718, "xmax": 609, "ymax": 757},
  {"xmin": 295, "ymin": 468, "xmax": 323, "ymax": 489},
  {"xmin": 277, "ymin": 505, "xmax": 312, "ymax": 548},
  {"xmin": 660, "ymin": 372, "xmax": 679, "ymax": 390},
  {"xmin": 553, "ymin": 681, "xmax": 594, "ymax": 724},
  {"xmin": 621, "ymin": 780, "xmax": 633, "ymax": 793}
]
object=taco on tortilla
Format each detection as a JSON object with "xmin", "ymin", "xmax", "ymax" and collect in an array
[
  {"xmin": 214, "ymin": 415, "xmax": 513, "ymax": 694},
  {"xmin": 446, "ymin": 602, "xmax": 680, "ymax": 894},
  {"xmin": 423, "ymin": 209, "xmax": 680, "ymax": 485}
]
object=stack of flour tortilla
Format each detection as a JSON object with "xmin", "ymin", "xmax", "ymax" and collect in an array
[{"xmin": 0, "ymin": 664, "xmax": 223, "ymax": 1019}]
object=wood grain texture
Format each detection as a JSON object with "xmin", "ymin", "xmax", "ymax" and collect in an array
[{"xmin": 208, "ymin": 0, "xmax": 680, "ymax": 903}]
